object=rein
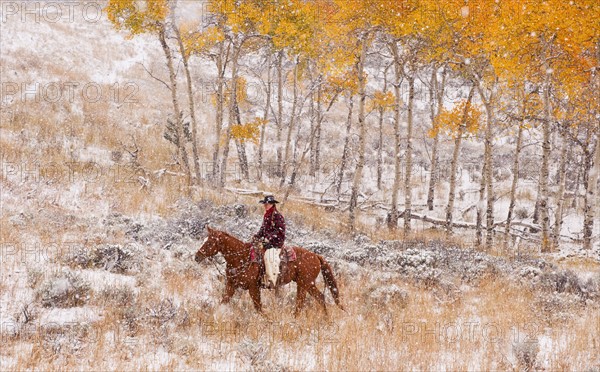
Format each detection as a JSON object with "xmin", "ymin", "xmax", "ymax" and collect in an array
[
  {"xmin": 208, "ymin": 239, "xmax": 256, "ymax": 279},
  {"xmin": 208, "ymin": 256, "xmax": 226, "ymax": 277}
]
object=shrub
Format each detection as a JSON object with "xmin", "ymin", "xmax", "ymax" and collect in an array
[
  {"xmin": 369, "ymin": 284, "xmax": 409, "ymax": 308},
  {"xmin": 513, "ymin": 340, "xmax": 539, "ymax": 371},
  {"xmin": 37, "ymin": 271, "xmax": 91, "ymax": 308},
  {"xmin": 515, "ymin": 207, "xmax": 529, "ymax": 220},
  {"xmin": 97, "ymin": 284, "xmax": 135, "ymax": 306},
  {"xmin": 91, "ymin": 244, "xmax": 142, "ymax": 273},
  {"xmin": 67, "ymin": 244, "xmax": 142, "ymax": 274}
]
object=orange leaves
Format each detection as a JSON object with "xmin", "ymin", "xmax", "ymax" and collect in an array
[
  {"xmin": 214, "ymin": 76, "xmax": 249, "ymax": 108},
  {"xmin": 180, "ymin": 24, "xmax": 225, "ymax": 58},
  {"xmin": 368, "ymin": 90, "xmax": 395, "ymax": 112},
  {"xmin": 231, "ymin": 117, "xmax": 266, "ymax": 144},
  {"xmin": 105, "ymin": 0, "xmax": 598, "ymax": 140},
  {"xmin": 429, "ymin": 100, "xmax": 482, "ymax": 139},
  {"xmin": 322, "ymin": 74, "xmax": 358, "ymax": 99},
  {"xmin": 106, "ymin": 0, "xmax": 168, "ymax": 36},
  {"xmin": 271, "ymin": 1, "xmax": 319, "ymax": 56},
  {"xmin": 483, "ymin": 0, "xmax": 598, "ymax": 83}
]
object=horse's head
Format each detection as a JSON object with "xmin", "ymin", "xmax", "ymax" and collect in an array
[{"xmin": 194, "ymin": 226, "xmax": 221, "ymax": 263}]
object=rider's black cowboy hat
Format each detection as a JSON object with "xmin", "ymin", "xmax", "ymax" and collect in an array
[{"xmin": 259, "ymin": 195, "xmax": 279, "ymax": 204}]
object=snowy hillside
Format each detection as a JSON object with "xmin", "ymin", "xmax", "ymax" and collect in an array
[{"xmin": 1, "ymin": 1, "xmax": 599, "ymax": 370}]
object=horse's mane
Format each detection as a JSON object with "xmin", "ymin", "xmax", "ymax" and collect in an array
[{"xmin": 212, "ymin": 228, "xmax": 247, "ymax": 246}]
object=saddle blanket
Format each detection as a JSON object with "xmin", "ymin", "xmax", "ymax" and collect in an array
[{"xmin": 282, "ymin": 245, "xmax": 297, "ymax": 262}]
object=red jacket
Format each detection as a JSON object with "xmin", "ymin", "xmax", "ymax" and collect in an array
[{"xmin": 254, "ymin": 206, "xmax": 286, "ymax": 248}]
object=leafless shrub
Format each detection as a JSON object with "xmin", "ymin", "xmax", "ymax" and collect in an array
[
  {"xmin": 237, "ymin": 338, "xmax": 289, "ymax": 372},
  {"xmin": 432, "ymin": 280, "xmax": 463, "ymax": 304},
  {"xmin": 91, "ymin": 244, "xmax": 142, "ymax": 273},
  {"xmin": 493, "ymin": 167, "xmax": 512, "ymax": 182},
  {"xmin": 369, "ymin": 285, "xmax": 409, "ymax": 308},
  {"xmin": 37, "ymin": 271, "xmax": 91, "ymax": 308},
  {"xmin": 66, "ymin": 244, "xmax": 143, "ymax": 274},
  {"xmin": 539, "ymin": 270, "xmax": 584, "ymax": 297},
  {"xmin": 535, "ymin": 292, "xmax": 579, "ymax": 323},
  {"xmin": 513, "ymin": 340, "xmax": 539, "ymax": 371},
  {"xmin": 581, "ymin": 273, "xmax": 600, "ymax": 301},
  {"xmin": 15, "ymin": 302, "xmax": 39, "ymax": 325},
  {"xmin": 146, "ymin": 298, "xmax": 178, "ymax": 326},
  {"xmin": 515, "ymin": 207, "xmax": 529, "ymax": 220},
  {"xmin": 41, "ymin": 322, "xmax": 92, "ymax": 356},
  {"xmin": 66, "ymin": 245, "xmax": 93, "ymax": 268},
  {"xmin": 117, "ymin": 305, "xmax": 142, "ymax": 335},
  {"xmin": 27, "ymin": 267, "xmax": 44, "ymax": 289},
  {"xmin": 97, "ymin": 285, "xmax": 135, "ymax": 306}
]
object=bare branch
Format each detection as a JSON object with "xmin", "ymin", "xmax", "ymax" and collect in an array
[{"xmin": 137, "ymin": 62, "xmax": 172, "ymax": 91}]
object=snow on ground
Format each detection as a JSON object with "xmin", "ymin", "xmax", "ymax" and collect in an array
[
  {"xmin": 1, "ymin": 4, "xmax": 599, "ymax": 370},
  {"xmin": 38, "ymin": 306, "xmax": 102, "ymax": 325}
]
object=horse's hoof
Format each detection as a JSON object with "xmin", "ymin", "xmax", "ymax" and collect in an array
[{"xmin": 257, "ymin": 311, "xmax": 268, "ymax": 319}]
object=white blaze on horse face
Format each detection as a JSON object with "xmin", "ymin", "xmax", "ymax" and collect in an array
[{"xmin": 264, "ymin": 248, "xmax": 281, "ymax": 287}]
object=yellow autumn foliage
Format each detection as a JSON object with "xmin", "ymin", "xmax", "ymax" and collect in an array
[
  {"xmin": 106, "ymin": 0, "xmax": 168, "ymax": 36},
  {"xmin": 369, "ymin": 90, "xmax": 395, "ymax": 112},
  {"xmin": 231, "ymin": 117, "xmax": 266, "ymax": 144},
  {"xmin": 429, "ymin": 100, "xmax": 482, "ymax": 138}
]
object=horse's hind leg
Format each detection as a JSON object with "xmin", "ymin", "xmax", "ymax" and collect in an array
[
  {"xmin": 294, "ymin": 286, "xmax": 307, "ymax": 317},
  {"xmin": 307, "ymin": 284, "xmax": 327, "ymax": 315}
]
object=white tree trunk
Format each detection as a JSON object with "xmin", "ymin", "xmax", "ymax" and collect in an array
[
  {"xmin": 337, "ymin": 95, "xmax": 354, "ymax": 196},
  {"xmin": 376, "ymin": 67, "xmax": 389, "ymax": 190},
  {"xmin": 158, "ymin": 23, "xmax": 192, "ymax": 192},
  {"xmin": 349, "ymin": 39, "xmax": 368, "ymax": 231},
  {"xmin": 404, "ymin": 75, "xmax": 415, "ymax": 232},
  {"xmin": 539, "ymin": 78, "xmax": 552, "ymax": 251},
  {"xmin": 483, "ymin": 97, "xmax": 495, "ymax": 250},
  {"xmin": 427, "ymin": 66, "xmax": 446, "ymax": 211},
  {"xmin": 280, "ymin": 57, "xmax": 299, "ymax": 186},
  {"xmin": 504, "ymin": 122, "xmax": 524, "ymax": 249},
  {"xmin": 258, "ymin": 52, "xmax": 271, "ymax": 180},
  {"xmin": 388, "ymin": 41, "xmax": 402, "ymax": 230},
  {"xmin": 539, "ymin": 44, "xmax": 554, "ymax": 251},
  {"xmin": 219, "ymin": 42, "xmax": 241, "ymax": 188},
  {"xmin": 552, "ymin": 136, "xmax": 568, "ymax": 249},
  {"xmin": 212, "ymin": 44, "xmax": 226, "ymax": 181},
  {"xmin": 276, "ymin": 50, "xmax": 284, "ymax": 175},
  {"xmin": 172, "ymin": 15, "xmax": 201, "ymax": 185},
  {"xmin": 446, "ymin": 86, "xmax": 475, "ymax": 235},
  {"xmin": 476, "ymin": 158, "xmax": 487, "ymax": 247},
  {"xmin": 583, "ymin": 137, "xmax": 599, "ymax": 250}
]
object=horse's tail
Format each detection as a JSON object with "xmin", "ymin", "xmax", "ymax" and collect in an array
[{"xmin": 318, "ymin": 255, "xmax": 344, "ymax": 310}]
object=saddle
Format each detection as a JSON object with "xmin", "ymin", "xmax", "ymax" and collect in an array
[{"xmin": 250, "ymin": 243, "xmax": 296, "ymax": 289}]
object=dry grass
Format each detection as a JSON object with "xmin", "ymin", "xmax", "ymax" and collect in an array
[
  {"xmin": 554, "ymin": 256, "xmax": 600, "ymax": 272},
  {"xmin": 516, "ymin": 187, "xmax": 536, "ymax": 202},
  {"xmin": 282, "ymin": 199, "xmax": 349, "ymax": 233},
  {"xmin": 2, "ymin": 200, "xmax": 599, "ymax": 370},
  {"xmin": 1, "ymin": 58, "xmax": 597, "ymax": 369}
]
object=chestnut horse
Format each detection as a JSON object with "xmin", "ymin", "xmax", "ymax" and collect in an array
[{"xmin": 194, "ymin": 226, "xmax": 343, "ymax": 316}]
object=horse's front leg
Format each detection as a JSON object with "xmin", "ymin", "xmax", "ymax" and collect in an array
[
  {"xmin": 221, "ymin": 280, "xmax": 235, "ymax": 304},
  {"xmin": 294, "ymin": 285, "xmax": 307, "ymax": 317},
  {"xmin": 248, "ymin": 284, "xmax": 263, "ymax": 314}
]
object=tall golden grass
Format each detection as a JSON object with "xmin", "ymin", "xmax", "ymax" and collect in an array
[{"xmin": 3, "ymin": 265, "xmax": 598, "ymax": 370}]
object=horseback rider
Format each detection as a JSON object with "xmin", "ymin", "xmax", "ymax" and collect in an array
[{"xmin": 252, "ymin": 195, "xmax": 286, "ymax": 287}]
